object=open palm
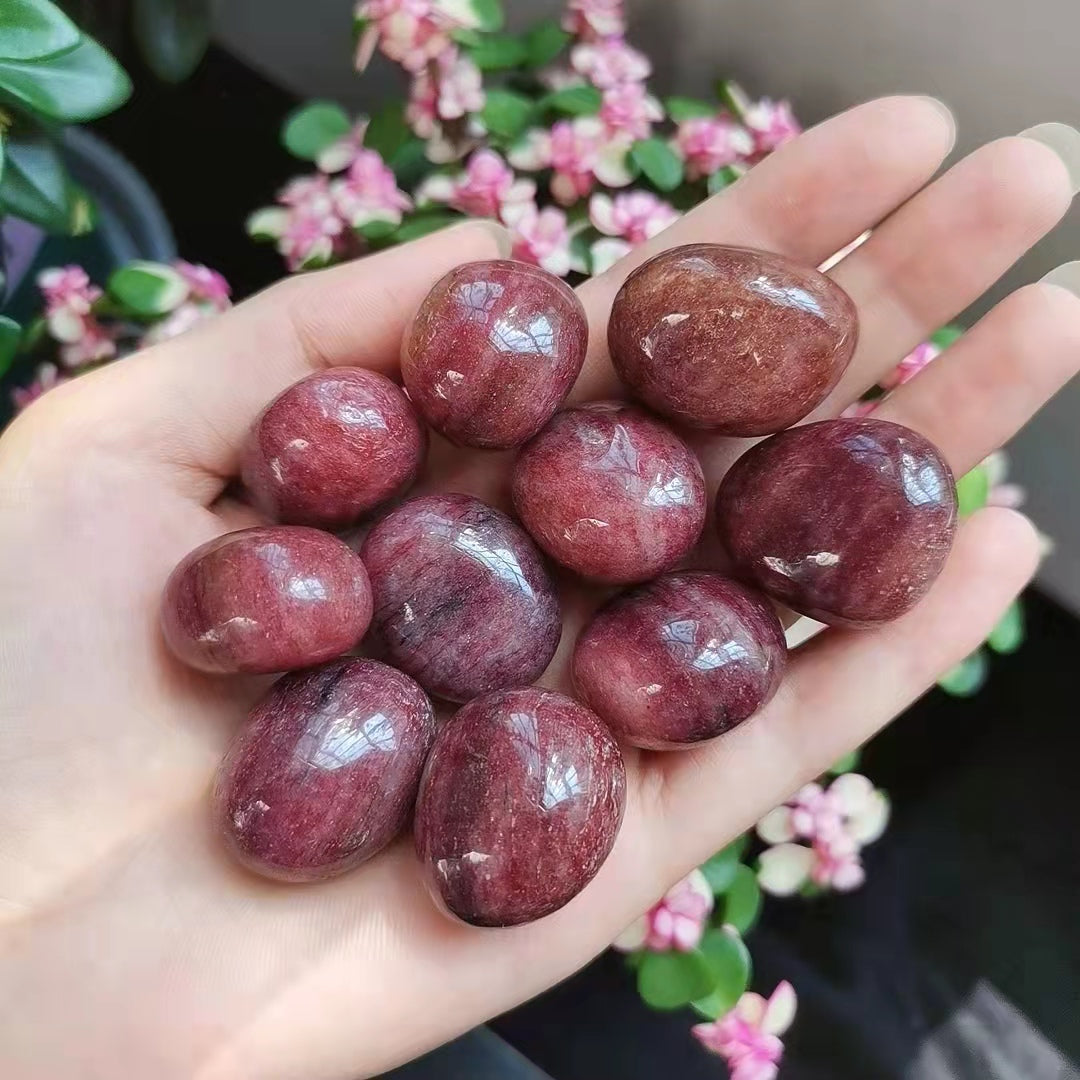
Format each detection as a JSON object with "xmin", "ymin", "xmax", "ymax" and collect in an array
[{"xmin": 2, "ymin": 98, "xmax": 1078, "ymax": 1080}]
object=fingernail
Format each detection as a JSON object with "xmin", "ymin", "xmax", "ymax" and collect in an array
[
  {"xmin": 1018, "ymin": 122, "xmax": 1080, "ymax": 196},
  {"xmin": 916, "ymin": 96, "xmax": 956, "ymax": 149},
  {"xmin": 1040, "ymin": 260, "xmax": 1080, "ymax": 298}
]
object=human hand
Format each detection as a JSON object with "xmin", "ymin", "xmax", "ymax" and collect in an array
[{"xmin": 1, "ymin": 97, "xmax": 1078, "ymax": 1080}]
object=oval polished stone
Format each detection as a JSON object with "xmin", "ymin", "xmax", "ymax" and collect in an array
[
  {"xmin": 161, "ymin": 526, "xmax": 372, "ymax": 674},
  {"xmin": 215, "ymin": 659, "xmax": 435, "ymax": 882},
  {"xmin": 716, "ymin": 418, "xmax": 958, "ymax": 626},
  {"xmin": 414, "ymin": 687, "xmax": 626, "ymax": 926},
  {"xmin": 512, "ymin": 402, "xmax": 706, "ymax": 583},
  {"xmin": 608, "ymin": 244, "xmax": 858, "ymax": 434},
  {"xmin": 573, "ymin": 571, "xmax": 787, "ymax": 750},
  {"xmin": 401, "ymin": 259, "xmax": 589, "ymax": 448},
  {"xmin": 241, "ymin": 368, "xmax": 426, "ymax": 529},
  {"xmin": 360, "ymin": 493, "xmax": 561, "ymax": 702}
]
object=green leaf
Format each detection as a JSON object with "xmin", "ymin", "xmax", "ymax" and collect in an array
[
  {"xmin": 930, "ymin": 324, "xmax": 964, "ymax": 350},
  {"xmin": 987, "ymin": 600, "xmax": 1025, "ymax": 655},
  {"xmin": 827, "ymin": 748, "xmax": 862, "ymax": 776},
  {"xmin": 691, "ymin": 929, "xmax": 752, "ymax": 1019},
  {"xmin": 524, "ymin": 20, "xmax": 571, "ymax": 67},
  {"xmin": 937, "ymin": 650, "xmax": 989, "ymax": 697},
  {"xmin": 542, "ymin": 84, "xmax": 602, "ymax": 116},
  {"xmin": 393, "ymin": 210, "xmax": 463, "ymax": 243},
  {"xmin": 0, "ymin": 130, "xmax": 74, "ymax": 232},
  {"xmin": 107, "ymin": 260, "xmax": 189, "ymax": 317},
  {"xmin": 720, "ymin": 865, "xmax": 762, "ymax": 935},
  {"xmin": 390, "ymin": 136, "xmax": 431, "ymax": 189},
  {"xmin": 481, "ymin": 88, "xmax": 535, "ymax": 140},
  {"xmin": 364, "ymin": 101, "xmax": 410, "ymax": 161},
  {"xmin": 355, "ymin": 217, "xmax": 398, "ymax": 244},
  {"xmin": 631, "ymin": 137, "xmax": 684, "ymax": 192},
  {"xmin": 0, "ymin": 315, "xmax": 21, "ymax": 377},
  {"xmin": 956, "ymin": 466, "xmax": 990, "ymax": 516},
  {"xmin": 707, "ymin": 165, "xmax": 740, "ymax": 195},
  {"xmin": 0, "ymin": 36, "xmax": 131, "ymax": 123},
  {"xmin": 715, "ymin": 78, "xmax": 751, "ymax": 121},
  {"xmin": 700, "ymin": 839, "xmax": 747, "ymax": 895},
  {"xmin": 665, "ymin": 95, "xmax": 716, "ymax": 122},
  {"xmin": 133, "ymin": 0, "xmax": 212, "ymax": 83},
  {"xmin": 282, "ymin": 100, "xmax": 351, "ymax": 161},
  {"xmin": 468, "ymin": 0, "xmax": 504, "ymax": 32},
  {"xmin": 0, "ymin": 0, "xmax": 81, "ymax": 62},
  {"xmin": 637, "ymin": 949, "xmax": 715, "ymax": 1011},
  {"xmin": 569, "ymin": 228, "xmax": 594, "ymax": 275},
  {"xmin": 467, "ymin": 33, "xmax": 527, "ymax": 70}
]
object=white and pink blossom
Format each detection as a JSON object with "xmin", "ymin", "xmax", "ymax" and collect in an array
[
  {"xmin": 673, "ymin": 114, "xmax": 755, "ymax": 180},
  {"xmin": 416, "ymin": 148, "xmax": 534, "ymax": 218},
  {"xmin": 331, "ymin": 148, "xmax": 413, "ymax": 229},
  {"xmin": 744, "ymin": 97, "xmax": 801, "ymax": 157},
  {"xmin": 600, "ymin": 82, "xmax": 663, "ymax": 139},
  {"xmin": 590, "ymin": 189, "xmax": 679, "ymax": 244},
  {"xmin": 511, "ymin": 117, "xmax": 633, "ymax": 205},
  {"xmin": 693, "ymin": 981, "xmax": 797, "ymax": 1080},
  {"xmin": 353, "ymin": 0, "xmax": 468, "ymax": 74},
  {"xmin": 316, "ymin": 119, "xmax": 370, "ymax": 174},
  {"xmin": 880, "ymin": 340, "xmax": 941, "ymax": 390},
  {"xmin": 36, "ymin": 265, "xmax": 116, "ymax": 369},
  {"xmin": 502, "ymin": 201, "xmax": 576, "ymax": 277},
  {"xmin": 562, "ymin": 0, "xmax": 625, "ymax": 41},
  {"xmin": 571, "ymin": 37, "xmax": 650, "ymax": 88},
  {"xmin": 11, "ymin": 362, "xmax": 67, "ymax": 412},
  {"xmin": 612, "ymin": 869, "xmax": 713, "ymax": 953},
  {"xmin": 174, "ymin": 260, "xmax": 231, "ymax": 311},
  {"xmin": 249, "ymin": 175, "xmax": 348, "ymax": 270}
]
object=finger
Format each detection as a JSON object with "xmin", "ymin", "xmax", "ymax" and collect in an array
[
  {"xmin": 653, "ymin": 507, "xmax": 1040, "ymax": 875},
  {"xmin": 570, "ymin": 95, "xmax": 957, "ymax": 400},
  {"xmin": 60, "ymin": 222, "xmax": 510, "ymax": 497},
  {"xmin": 816, "ymin": 134, "xmax": 1077, "ymax": 415},
  {"xmin": 874, "ymin": 271, "xmax": 1080, "ymax": 473}
]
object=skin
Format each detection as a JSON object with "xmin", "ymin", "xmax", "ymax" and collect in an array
[{"xmin": 0, "ymin": 97, "xmax": 1078, "ymax": 1080}]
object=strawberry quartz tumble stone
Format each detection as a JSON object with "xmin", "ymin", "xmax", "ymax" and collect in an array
[
  {"xmin": 512, "ymin": 402, "xmax": 706, "ymax": 583},
  {"xmin": 573, "ymin": 571, "xmax": 787, "ymax": 749},
  {"xmin": 401, "ymin": 259, "xmax": 589, "ymax": 448},
  {"xmin": 608, "ymin": 244, "xmax": 858, "ymax": 435},
  {"xmin": 161, "ymin": 526, "xmax": 372, "ymax": 674},
  {"xmin": 414, "ymin": 687, "xmax": 626, "ymax": 926},
  {"xmin": 241, "ymin": 368, "xmax": 426, "ymax": 529},
  {"xmin": 360, "ymin": 493, "xmax": 561, "ymax": 702},
  {"xmin": 716, "ymin": 418, "xmax": 958, "ymax": 626},
  {"xmin": 215, "ymin": 659, "xmax": 435, "ymax": 882}
]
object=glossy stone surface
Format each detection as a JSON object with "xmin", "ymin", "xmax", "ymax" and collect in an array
[
  {"xmin": 608, "ymin": 244, "xmax": 858, "ymax": 435},
  {"xmin": 401, "ymin": 259, "xmax": 589, "ymax": 448},
  {"xmin": 716, "ymin": 418, "xmax": 958, "ymax": 626},
  {"xmin": 241, "ymin": 367, "xmax": 426, "ymax": 529},
  {"xmin": 214, "ymin": 659, "xmax": 435, "ymax": 882},
  {"xmin": 360, "ymin": 493, "xmax": 561, "ymax": 702},
  {"xmin": 414, "ymin": 687, "xmax": 626, "ymax": 926},
  {"xmin": 573, "ymin": 571, "xmax": 787, "ymax": 750},
  {"xmin": 161, "ymin": 526, "xmax": 372, "ymax": 674},
  {"xmin": 512, "ymin": 402, "xmax": 706, "ymax": 584}
]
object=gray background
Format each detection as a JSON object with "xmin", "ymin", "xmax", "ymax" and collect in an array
[{"xmin": 216, "ymin": 0, "xmax": 1080, "ymax": 610}]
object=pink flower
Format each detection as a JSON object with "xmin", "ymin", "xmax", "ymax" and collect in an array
[
  {"xmin": 511, "ymin": 117, "xmax": 633, "ymax": 205},
  {"xmin": 174, "ymin": 261, "xmax": 231, "ymax": 311},
  {"xmin": 316, "ymin": 119, "xmax": 370, "ymax": 173},
  {"xmin": 355, "ymin": 0, "xmax": 452, "ymax": 73},
  {"xmin": 589, "ymin": 237, "xmax": 632, "ymax": 275},
  {"xmin": 693, "ymin": 982, "xmax": 797, "ymax": 1080},
  {"xmin": 756, "ymin": 774, "xmax": 890, "ymax": 896},
  {"xmin": 405, "ymin": 49, "xmax": 485, "ymax": 160},
  {"xmin": 416, "ymin": 148, "xmax": 534, "ymax": 218},
  {"xmin": 331, "ymin": 148, "xmax": 412, "ymax": 228},
  {"xmin": 140, "ymin": 302, "xmax": 212, "ymax": 346},
  {"xmin": 436, "ymin": 49, "xmax": 484, "ymax": 120},
  {"xmin": 562, "ymin": 0, "xmax": 626, "ymax": 40},
  {"xmin": 248, "ymin": 175, "xmax": 348, "ymax": 270},
  {"xmin": 880, "ymin": 340, "xmax": 941, "ymax": 390},
  {"xmin": 744, "ymin": 98, "xmax": 801, "ymax": 157},
  {"xmin": 612, "ymin": 869, "xmax": 713, "ymax": 953},
  {"xmin": 674, "ymin": 115, "xmax": 755, "ymax": 180},
  {"xmin": 406, "ymin": 66, "xmax": 440, "ymax": 138},
  {"xmin": 501, "ymin": 202, "xmax": 576, "ymax": 277},
  {"xmin": 590, "ymin": 190, "xmax": 679, "ymax": 244},
  {"xmin": 600, "ymin": 82, "xmax": 663, "ymax": 139},
  {"xmin": 36, "ymin": 265, "xmax": 116, "ymax": 369},
  {"xmin": 570, "ymin": 38, "xmax": 650, "ymax": 88},
  {"xmin": 11, "ymin": 362, "xmax": 67, "ymax": 412}
]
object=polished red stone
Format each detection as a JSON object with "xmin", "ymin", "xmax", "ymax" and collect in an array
[
  {"xmin": 241, "ymin": 367, "xmax": 426, "ymax": 529},
  {"xmin": 214, "ymin": 659, "xmax": 435, "ymax": 882},
  {"xmin": 414, "ymin": 687, "xmax": 626, "ymax": 926},
  {"xmin": 512, "ymin": 402, "xmax": 706, "ymax": 584},
  {"xmin": 573, "ymin": 571, "xmax": 787, "ymax": 749},
  {"xmin": 716, "ymin": 418, "xmax": 958, "ymax": 626},
  {"xmin": 401, "ymin": 259, "xmax": 589, "ymax": 448},
  {"xmin": 608, "ymin": 244, "xmax": 858, "ymax": 435},
  {"xmin": 161, "ymin": 526, "xmax": 372, "ymax": 674},
  {"xmin": 360, "ymin": 493, "xmax": 561, "ymax": 702}
]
